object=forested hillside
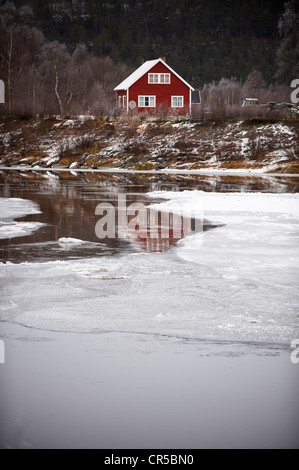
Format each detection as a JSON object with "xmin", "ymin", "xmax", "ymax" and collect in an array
[
  {"xmin": 5, "ymin": 0, "xmax": 287, "ymax": 86},
  {"xmin": 1, "ymin": 0, "xmax": 298, "ymax": 117}
]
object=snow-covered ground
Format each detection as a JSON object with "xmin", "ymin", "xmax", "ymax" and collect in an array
[
  {"xmin": 147, "ymin": 191, "xmax": 299, "ymax": 344},
  {"xmin": 1, "ymin": 118, "xmax": 298, "ymax": 173},
  {"xmin": 0, "ymin": 189, "xmax": 299, "ymax": 448}
]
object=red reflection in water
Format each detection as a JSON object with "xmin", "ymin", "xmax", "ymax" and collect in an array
[{"xmin": 126, "ymin": 210, "xmax": 195, "ymax": 253}]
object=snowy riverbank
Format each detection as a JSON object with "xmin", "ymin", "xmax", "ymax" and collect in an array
[{"xmin": 0, "ymin": 117, "xmax": 298, "ymax": 174}]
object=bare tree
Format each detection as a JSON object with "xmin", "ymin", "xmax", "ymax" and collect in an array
[
  {"xmin": 0, "ymin": 1, "xmax": 142, "ymax": 117},
  {"xmin": 38, "ymin": 41, "xmax": 72, "ymax": 117},
  {"xmin": 88, "ymin": 82, "xmax": 112, "ymax": 116},
  {"xmin": 70, "ymin": 44, "xmax": 94, "ymax": 114},
  {"xmin": 242, "ymin": 70, "xmax": 265, "ymax": 101},
  {"xmin": 0, "ymin": 2, "xmax": 44, "ymax": 114},
  {"xmin": 218, "ymin": 78, "xmax": 241, "ymax": 106},
  {"xmin": 260, "ymin": 84, "xmax": 290, "ymax": 103}
]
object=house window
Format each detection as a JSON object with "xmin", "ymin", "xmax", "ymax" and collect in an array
[
  {"xmin": 171, "ymin": 96, "xmax": 184, "ymax": 107},
  {"xmin": 123, "ymin": 95, "xmax": 127, "ymax": 108},
  {"xmin": 138, "ymin": 96, "xmax": 156, "ymax": 107},
  {"xmin": 118, "ymin": 96, "xmax": 122, "ymax": 107},
  {"xmin": 148, "ymin": 73, "xmax": 170, "ymax": 84}
]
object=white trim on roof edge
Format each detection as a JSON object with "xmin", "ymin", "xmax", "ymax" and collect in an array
[{"xmin": 114, "ymin": 58, "xmax": 194, "ymax": 92}]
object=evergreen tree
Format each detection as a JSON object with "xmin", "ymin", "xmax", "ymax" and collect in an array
[{"xmin": 276, "ymin": 0, "xmax": 299, "ymax": 83}]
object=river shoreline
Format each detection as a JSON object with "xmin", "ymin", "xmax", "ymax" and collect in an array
[
  {"xmin": 1, "ymin": 166, "xmax": 299, "ymax": 178},
  {"xmin": 1, "ymin": 116, "xmax": 298, "ymax": 174}
]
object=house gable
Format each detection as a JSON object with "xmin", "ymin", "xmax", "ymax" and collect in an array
[
  {"xmin": 114, "ymin": 59, "xmax": 160, "ymax": 91},
  {"xmin": 114, "ymin": 59, "xmax": 194, "ymax": 92}
]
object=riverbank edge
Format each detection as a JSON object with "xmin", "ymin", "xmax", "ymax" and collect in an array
[{"xmin": 0, "ymin": 116, "xmax": 298, "ymax": 174}]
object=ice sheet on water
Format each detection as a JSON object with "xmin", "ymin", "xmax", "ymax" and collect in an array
[
  {"xmin": 0, "ymin": 197, "xmax": 42, "ymax": 221},
  {"xmin": 147, "ymin": 191, "xmax": 299, "ymax": 218},
  {"xmin": 0, "ymin": 192, "xmax": 298, "ymax": 346},
  {"xmin": 0, "ymin": 250, "xmax": 298, "ymax": 345},
  {"xmin": 58, "ymin": 237, "xmax": 88, "ymax": 245},
  {"xmin": 0, "ymin": 197, "xmax": 45, "ymax": 240},
  {"xmin": 56, "ymin": 238, "xmax": 107, "ymax": 252},
  {"xmin": 0, "ymin": 222, "xmax": 45, "ymax": 240},
  {"xmin": 147, "ymin": 191, "xmax": 299, "ymax": 285}
]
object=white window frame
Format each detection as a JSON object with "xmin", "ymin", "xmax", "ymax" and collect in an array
[
  {"xmin": 171, "ymin": 96, "xmax": 184, "ymax": 108},
  {"xmin": 138, "ymin": 96, "xmax": 156, "ymax": 108},
  {"xmin": 123, "ymin": 95, "xmax": 126, "ymax": 108},
  {"xmin": 148, "ymin": 73, "xmax": 170, "ymax": 84}
]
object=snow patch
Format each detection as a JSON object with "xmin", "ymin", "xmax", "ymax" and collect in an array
[
  {"xmin": 0, "ymin": 222, "xmax": 45, "ymax": 240},
  {"xmin": 0, "ymin": 197, "xmax": 45, "ymax": 240},
  {"xmin": 0, "ymin": 197, "xmax": 42, "ymax": 221},
  {"xmin": 58, "ymin": 237, "xmax": 86, "ymax": 245}
]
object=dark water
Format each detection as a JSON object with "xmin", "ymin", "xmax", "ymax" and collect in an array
[{"xmin": 0, "ymin": 170, "xmax": 299, "ymax": 263}]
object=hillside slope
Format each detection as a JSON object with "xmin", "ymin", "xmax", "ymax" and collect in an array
[
  {"xmin": 0, "ymin": 116, "xmax": 298, "ymax": 173},
  {"xmin": 9, "ymin": 0, "xmax": 285, "ymax": 86}
]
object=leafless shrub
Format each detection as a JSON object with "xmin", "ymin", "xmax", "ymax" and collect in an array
[
  {"xmin": 18, "ymin": 126, "xmax": 37, "ymax": 156},
  {"xmin": 0, "ymin": 140, "xmax": 5, "ymax": 156},
  {"xmin": 246, "ymin": 130, "xmax": 263, "ymax": 160},
  {"xmin": 145, "ymin": 123, "xmax": 172, "ymax": 137},
  {"xmin": 240, "ymin": 105, "xmax": 289, "ymax": 121},
  {"xmin": 174, "ymin": 137, "xmax": 192, "ymax": 152},
  {"xmin": 190, "ymin": 104, "xmax": 202, "ymax": 120},
  {"xmin": 124, "ymin": 143, "xmax": 148, "ymax": 156},
  {"xmin": 214, "ymin": 140, "xmax": 240, "ymax": 161},
  {"xmin": 211, "ymin": 102, "xmax": 227, "ymax": 121},
  {"xmin": 117, "ymin": 112, "xmax": 143, "ymax": 126},
  {"xmin": 134, "ymin": 162, "xmax": 155, "ymax": 171},
  {"xmin": 260, "ymin": 85, "xmax": 290, "ymax": 103},
  {"xmin": 284, "ymin": 130, "xmax": 299, "ymax": 159},
  {"xmin": 123, "ymin": 136, "xmax": 148, "ymax": 156},
  {"xmin": 226, "ymin": 105, "xmax": 242, "ymax": 119},
  {"xmin": 123, "ymin": 125, "xmax": 138, "ymax": 139},
  {"xmin": 200, "ymin": 74, "xmax": 297, "ymax": 123},
  {"xmin": 56, "ymin": 140, "xmax": 73, "ymax": 159},
  {"xmin": 284, "ymin": 148, "xmax": 297, "ymax": 160},
  {"xmin": 155, "ymin": 104, "xmax": 171, "ymax": 119},
  {"xmin": 75, "ymin": 134, "xmax": 96, "ymax": 150}
]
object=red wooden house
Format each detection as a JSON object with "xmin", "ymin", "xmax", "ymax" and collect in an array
[{"xmin": 114, "ymin": 58, "xmax": 195, "ymax": 115}]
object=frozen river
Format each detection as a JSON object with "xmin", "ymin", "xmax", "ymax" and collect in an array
[{"xmin": 0, "ymin": 170, "xmax": 299, "ymax": 449}]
